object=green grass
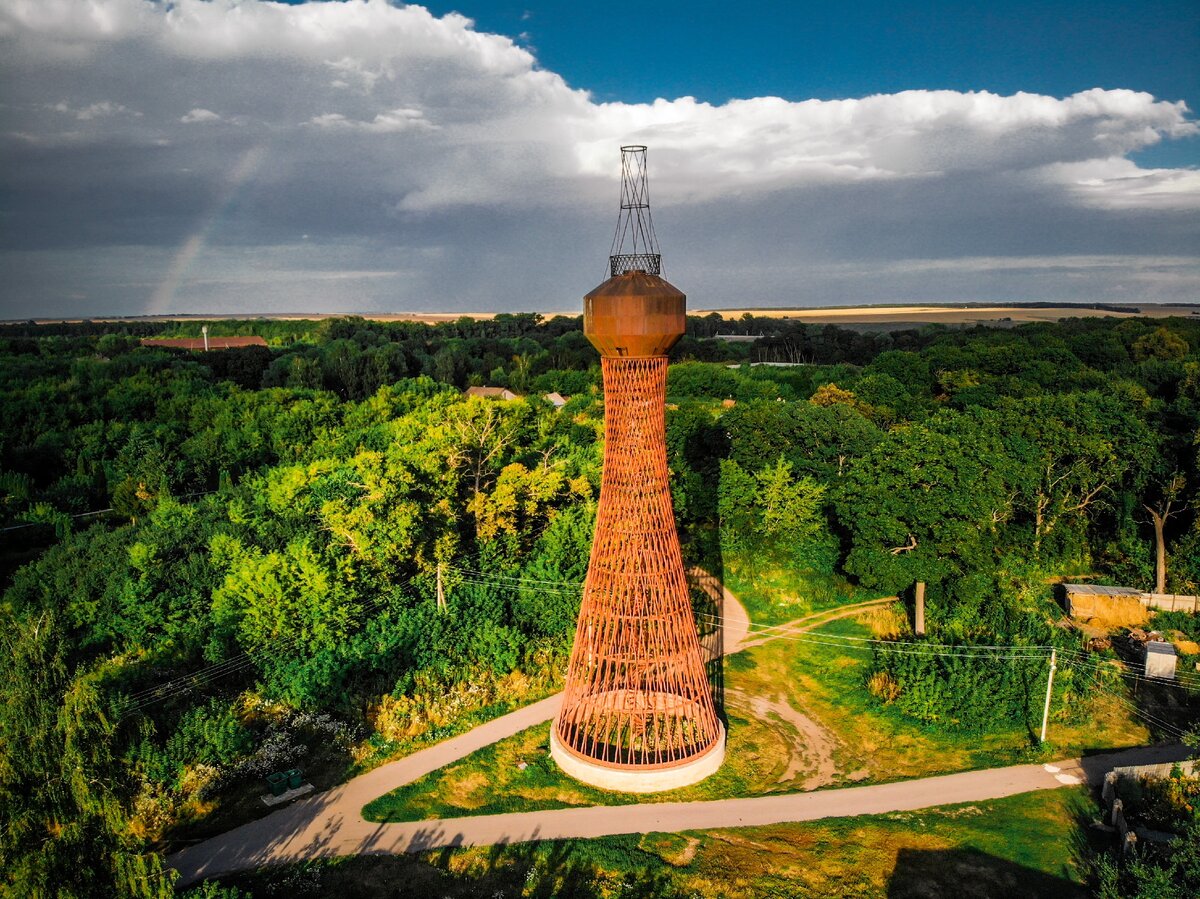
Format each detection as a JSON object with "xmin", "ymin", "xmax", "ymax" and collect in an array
[
  {"xmin": 745, "ymin": 613, "xmax": 1150, "ymax": 780},
  {"xmin": 362, "ymin": 706, "xmax": 790, "ymax": 822},
  {"xmin": 363, "ymin": 611, "xmax": 1150, "ymax": 826},
  {"xmin": 223, "ymin": 788, "xmax": 1092, "ymax": 899},
  {"xmin": 722, "ymin": 553, "xmax": 881, "ymax": 626}
]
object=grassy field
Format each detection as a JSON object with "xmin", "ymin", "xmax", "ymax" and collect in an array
[
  {"xmin": 363, "ymin": 609, "xmax": 1148, "ymax": 824},
  {"xmin": 225, "ymin": 788, "xmax": 1094, "ymax": 899},
  {"xmin": 698, "ymin": 303, "xmax": 1197, "ymax": 327},
  {"xmin": 361, "ymin": 709, "xmax": 785, "ymax": 822},
  {"xmin": 720, "ymin": 556, "xmax": 879, "ymax": 626}
]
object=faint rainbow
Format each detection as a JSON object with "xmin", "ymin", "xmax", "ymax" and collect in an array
[{"xmin": 146, "ymin": 144, "xmax": 268, "ymax": 314}]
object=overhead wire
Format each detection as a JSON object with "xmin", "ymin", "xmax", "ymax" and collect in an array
[
  {"xmin": 125, "ymin": 564, "xmax": 581, "ymax": 715},
  {"xmin": 1056, "ymin": 645, "xmax": 1200, "ymax": 690},
  {"xmin": 442, "ymin": 568, "xmax": 1196, "ymax": 693},
  {"xmin": 2, "ymin": 489, "xmax": 218, "ymax": 533},
  {"xmin": 124, "ymin": 566, "xmax": 573, "ymax": 715},
  {"xmin": 122, "ymin": 575, "xmax": 421, "ymax": 715},
  {"xmin": 123, "ymin": 562, "xmax": 1198, "ymax": 741},
  {"xmin": 1070, "ymin": 652, "xmax": 1190, "ymax": 739}
]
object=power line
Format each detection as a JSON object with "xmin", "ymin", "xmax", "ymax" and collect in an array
[
  {"xmin": 124, "ymin": 565, "xmax": 578, "ymax": 716},
  {"xmin": 452, "ymin": 566, "xmax": 1060, "ymax": 659},
  {"xmin": 121, "ymin": 561, "xmax": 1198, "ymax": 737},
  {"xmin": 1073, "ymin": 655, "xmax": 1190, "ymax": 740},
  {"xmin": 1057, "ymin": 646, "xmax": 1200, "ymax": 690},
  {"xmin": 2, "ymin": 490, "xmax": 218, "ymax": 533},
  {"xmin": 122, "ymin": 576, "xmax": 419, "ymax": 715},
  {"xmin": 446, "ymin": 566, "xmax": 584, "ymax": 590},
  {"xmin": 452, "ymin": 575, "xmax": 583, "ymax": 597},
  {"xmin": 698, "ymin": 618, "xmax": 1053, "ymax": 661},
  {"xmin": 697, "ymin": 610, "xmax": 1058, "ymax": 654},
  {"xmin": 443, "ymin": 565, "xmax": 1196, "ymax": 677}
]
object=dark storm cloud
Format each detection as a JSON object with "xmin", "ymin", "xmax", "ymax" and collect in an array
[{"xmin": 0, "ymin": 0, "xmax": 1196, "ymax": 317}]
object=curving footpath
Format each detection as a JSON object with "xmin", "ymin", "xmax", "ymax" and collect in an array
[
  {"xmin": 168, "ymin": 588, "xmax": 1187, "ymax": 887},
  {"xmin": 170, "ymin": 742, "xmax": 1189, "ymax": 887}
]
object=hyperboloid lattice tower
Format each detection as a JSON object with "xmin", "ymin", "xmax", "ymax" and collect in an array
[{"xmin": 551, "ymin": 146, "xmax": 725, "ymax": 792}]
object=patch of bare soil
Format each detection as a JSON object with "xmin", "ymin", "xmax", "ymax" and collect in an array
[
  {"xmin": 737, "ymin": 596, "xmax": 896, "ymax": 652},
  {"xmin": 726, "ymin": 687, "xmax": 839, "ymax": 790}
]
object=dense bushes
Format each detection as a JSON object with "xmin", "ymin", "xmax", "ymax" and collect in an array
[{"xmin": 2, "ymin": 312, "xmax": 1199, "ymax": 895}]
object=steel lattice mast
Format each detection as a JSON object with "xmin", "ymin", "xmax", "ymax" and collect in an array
[{"xmin": 551, "ymin": 146, "xmax": 725, "ymax": 792}]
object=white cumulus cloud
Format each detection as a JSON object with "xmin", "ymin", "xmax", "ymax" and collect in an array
[
  {"xmin": 0, "ymin": 0, "xmax": 1196, "ymax": 317},
  {"xmin": 308, "ymin": 107, "xmax": 435, "ymax": 133},
  {"xmin": 180, "ymin": 107, "xmax": 221, "ymax": 124}
]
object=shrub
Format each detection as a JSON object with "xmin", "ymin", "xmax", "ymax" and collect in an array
[{"xmin": 868, "ymin": 642, "xmax": 1052, "ymax": 731}]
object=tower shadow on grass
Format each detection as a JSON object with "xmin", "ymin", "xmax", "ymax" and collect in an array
[
  {"xmin": 689, "ymin": 566, "xmax": 726, "ymax": 727},
  {"xmin": 886, "ymin": 847, "xmax": 1087, "ymax": 899}
]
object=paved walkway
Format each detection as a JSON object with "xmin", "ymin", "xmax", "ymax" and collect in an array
[
  {"xmin": 170, "ymin": 742, "xmax": 1189, "ymax": 886},
  {"xmin": 172, "ymin": 573, "xmax": 753, "ymax": 886},
  {"xmin": 167, "ymin": 585, "xmax": 1187, "ymax": 887}
]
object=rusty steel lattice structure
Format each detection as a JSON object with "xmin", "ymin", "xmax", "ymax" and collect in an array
[
  {"xmin": 551, "ymin": 147, "xmax": 724, "ymax": 791},
  {"xmin": 608, "ymin": 145, "xmax": 661, "ymax": 277}
]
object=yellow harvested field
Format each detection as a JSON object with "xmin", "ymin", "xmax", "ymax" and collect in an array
[
  {"xmin": 21, "ymin": 303, "xmax": 1197, "ymax": 327},
  {"xmin": 694, "ymin": 304, "xmax": 1198, "ymax": 325}
]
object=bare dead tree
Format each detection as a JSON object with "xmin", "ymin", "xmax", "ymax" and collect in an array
[{"xmin": 1142, "ymin": 472, "xmax": 1189, "ymax": 594}]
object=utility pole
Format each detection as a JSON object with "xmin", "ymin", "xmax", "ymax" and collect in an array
[
  {"xmin": 436, "ymin": 562, "xmax": 446, "ymax": 613},
  {"xmin": 914, "ymin": 581, "xmax": 926, "ymax": 636},
  {"xmin": 201, "ymin": 325, "xmax": 209, "ymax": 352},
  {"xmin": 1040, "ymin": 647, "xmax": 1057, "ymax": 744}
]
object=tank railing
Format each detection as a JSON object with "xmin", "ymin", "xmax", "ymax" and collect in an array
[{"xmin": 610, "ymin": 253, "xmax": 661, "ymax": 277}]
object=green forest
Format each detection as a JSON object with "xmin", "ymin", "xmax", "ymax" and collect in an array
[{"xmin": 2, "ymin": 312, "xmax": 1199, "ymax": 898}]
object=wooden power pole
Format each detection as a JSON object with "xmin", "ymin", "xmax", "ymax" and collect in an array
[
  {"xmin": 1040, "ymin": 648, "xmax": 1057, "ymax": 744},
  {"xmin": 436, "ymin": 562, "xmax": 446, "ymax": 613},
  {"xmin": 914, "ymin": 581, "xmax": 926, "ymax": 636}
]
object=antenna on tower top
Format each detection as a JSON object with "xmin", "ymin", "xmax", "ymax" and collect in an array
[{"xmin": 608, "ymin": 145, "xmax": 661, "ymax": 278}]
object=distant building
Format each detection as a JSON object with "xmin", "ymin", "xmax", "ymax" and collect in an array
[
  {"xmin": 1061, "ymin": 583, "xmax": 1148, "ymax": 626},
  {"xmin": 1144, "ymin": 641, "xmax": 1177, "ymax": 680},
  {"xmin": 464, "ymin": 386, "xmax": 520, "ymax": 401},
  {"xmin": 543, "ymin": 391, "xmax": 568, "ymax": 409},
  {"xmin": 141, "ymin": 336, "xmax": 267, "ymax": 351},
  {"xmin": 1062, "ymin": 582, "xmax": 1200, "ymax": 621}
]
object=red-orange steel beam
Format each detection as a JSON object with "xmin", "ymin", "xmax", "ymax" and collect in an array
[{"xmin": 555, "ymin": 342, "xmax": 722, "ymax": 771}]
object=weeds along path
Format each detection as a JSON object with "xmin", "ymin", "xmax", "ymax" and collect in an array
[
  {"xmin": 735, "ymin": 595, "xmax": 898, "ymax": 652},
  {"xmin": 724, "ymin": 687, "xmax": 839, "ymax": 789},
  {"xmin": 164, "ymin": 589, "xmax": 958, "ymax": 888}
]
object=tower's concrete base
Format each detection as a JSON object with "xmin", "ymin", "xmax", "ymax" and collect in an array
[{"xmin": 549, "ymin": 722, "xmax": 726, "ymax": 794}]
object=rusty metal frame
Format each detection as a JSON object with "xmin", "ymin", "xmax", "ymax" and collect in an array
[
  {"xmin": 555, "ymin": 355, "xmax": 722, "ymax": 770},
  {"xmin": 608, "ymin": 145, "xmax": 662, "ymax": 278}
]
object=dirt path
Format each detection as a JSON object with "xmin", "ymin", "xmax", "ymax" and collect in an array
[
  {"xmin": 720, "ymin": 597, "xmax": 899, "ymax": 790},
  {"xmin": 173, "ymin": 587, "xmax": 1129, "ymax": 888},
  {"xmin": 735, "ymin": 596, "xmax": 897, "ymax": 651},
  {"xmin": 725, "ymin": 688, "xmax": 839, "ymax": 789}
]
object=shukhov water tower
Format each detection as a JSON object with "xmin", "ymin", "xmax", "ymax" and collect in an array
[{"xmin": 551, "ymin": 146, "xmax": 725, "ymax": 792}]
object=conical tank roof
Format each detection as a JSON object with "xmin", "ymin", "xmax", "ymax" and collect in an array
[{"xmin": 584, "ymin": 270, "xmax": 686, "ymax": 357}]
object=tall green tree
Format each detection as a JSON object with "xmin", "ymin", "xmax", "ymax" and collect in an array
[
  {"xmin": 838, "ymin": 421, "xmax": 1008, "ymax": 596},
  {"xmin": 0, "ymin": 613, "xmax": 174, "ymax": 898}
]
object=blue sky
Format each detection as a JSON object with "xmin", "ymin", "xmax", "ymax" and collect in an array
[
  {"xmin": 420, "ymin": 0, "xmax": 1199, "ymax": 166},
  {"xmin": 1, "ymin": 0, "xmax": 1197, "ymax": 317}
]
